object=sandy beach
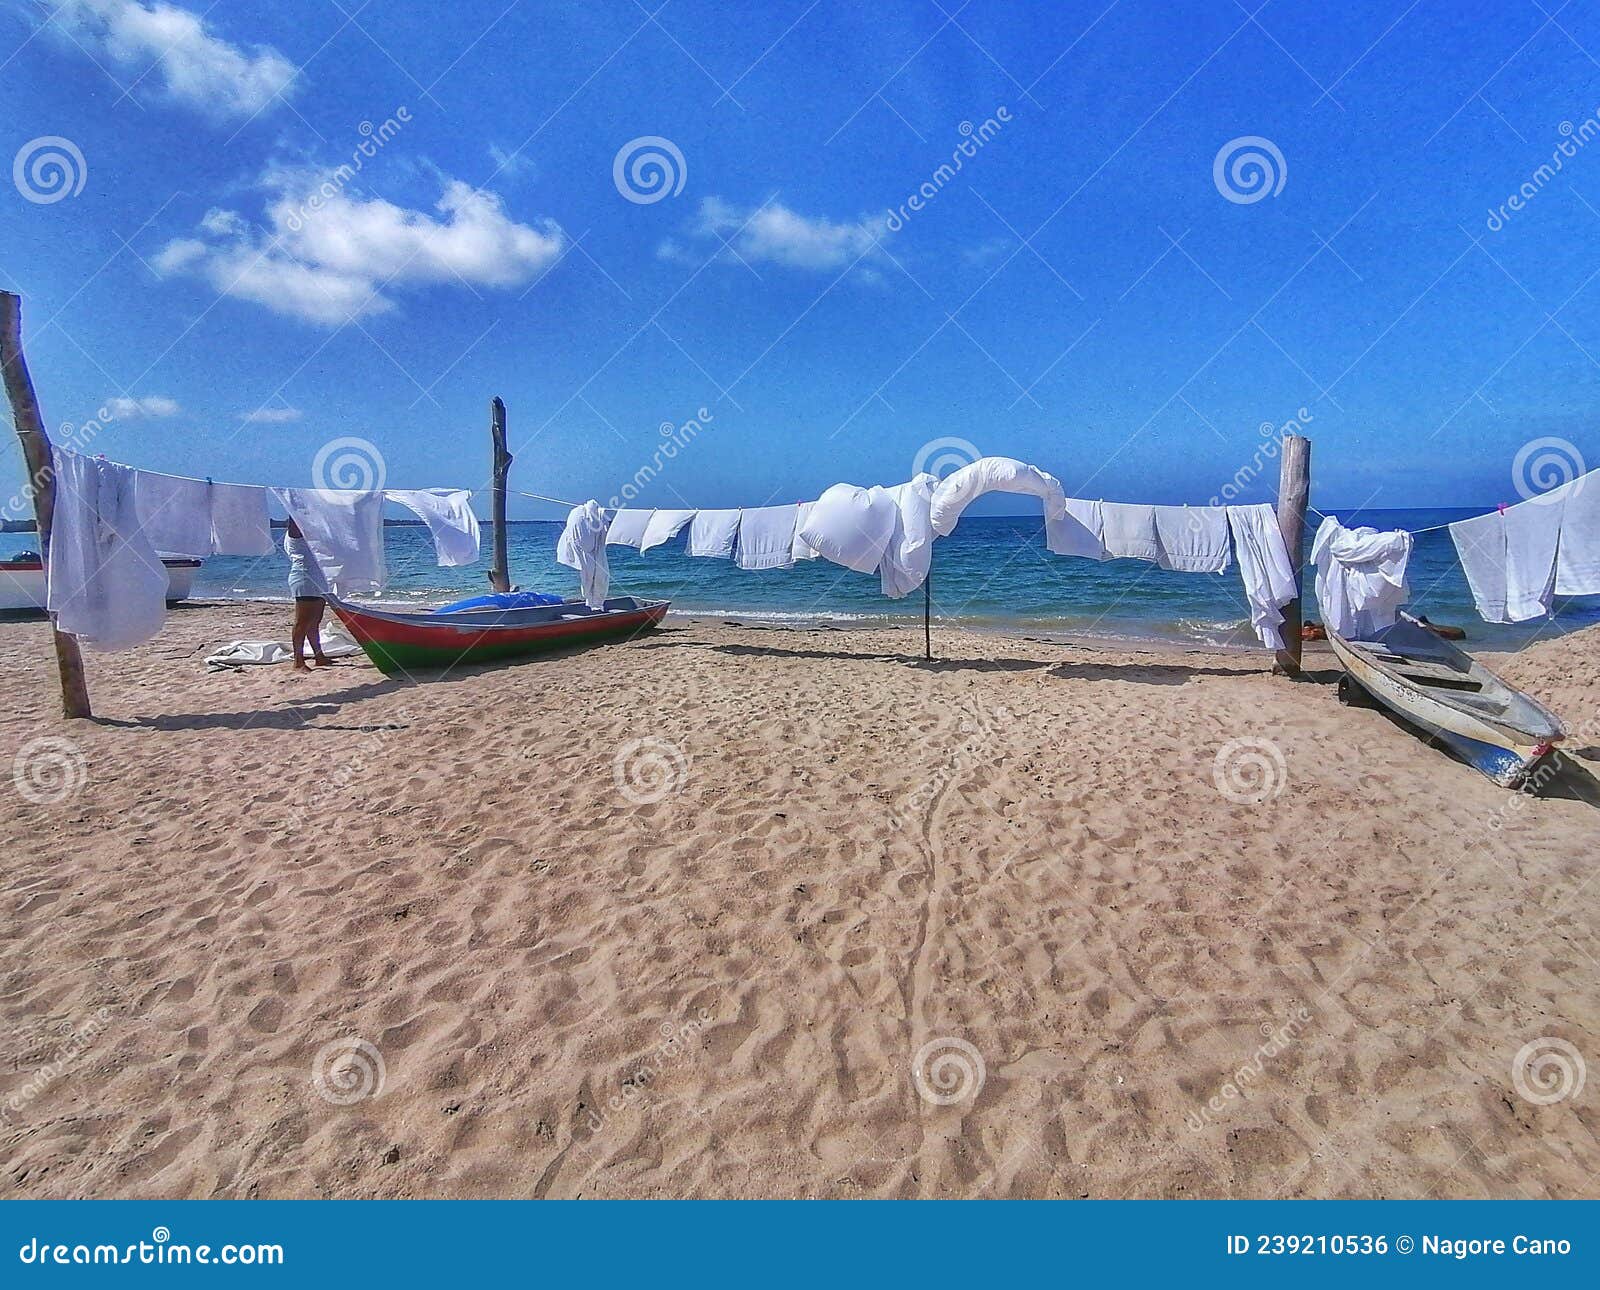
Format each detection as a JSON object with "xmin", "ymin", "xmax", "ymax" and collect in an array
[{"xmin": 0, "ymin": 601, "xmax": 1596, "ymax": 1200}]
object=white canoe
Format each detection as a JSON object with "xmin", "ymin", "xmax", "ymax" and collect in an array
[
  {"xmin": 1327, "ymin": 612, "xmax": 1566, "ymax": 789},
  {"xmin": 0, "ymin": 554, "xmax": 202, "ymax": 613}
]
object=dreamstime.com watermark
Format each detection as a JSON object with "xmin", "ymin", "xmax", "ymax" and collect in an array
[
  {"xmin": 282, "ymin": 109, "xmax": 411, "ymax": 232},
  {"xmin": 912, "ymin": 436, "xmax": 982, "ymax": 480},
  {"xmin": 3, "ymin": 410, "xmax": 118, "ymax": 523},
  {"xmin": 604, "ymin": 408, "xmax": 713, "ymax": 509},
  {"xmin": 613, "ymin": 136, "xmax": 686, "ymax": 204},
  {"xmin": 11, "ymin": 737, "xmax": 89, "ymax": 805},
  {"xmin": 1213, "ymin": 136, "xmax": 1286, "ymax": 205},
  {"xmin": 1486, "ymin": 110, "xmax": 1600, "ymax": 232},
  {"xmin": 13, "ymin": 136, "xmax": 86, "ymax": 204},
  {"xmin": 17, "ymin": 1228, "xmax": 283, "ymax": 1266},
  {"xmin": 1198, "ymin": 408, "xmax": 1315, "ymax": 509},
  {"xmin": 1511, "ymin": 436, "xmax": 1587, "ymax": 504},
  {"xmin": 1511, "ymin": 1037, "xmax": 1586, "ymax": 1106},
  {"xmin": 912, "ymin": 1036, "xmax": 986, "ymax": 1106},
  {"xmin": 312, "ymin": 436, "xmax": 387, "ymax": 492},
  {"xmin": 311, "ymin": 1037, "xmax": 386, "ymax": 1105},
  {"xmin": 1186, "ymin": 1007, "xmax": 1313, "ymax": 1131},
  {"xmin": 1, "ymin": 1007, "xmax": 113, "ymax": 1126},
  {"xmin": 885, "ymin": 109, "xmax": 1011, "ymax": 231},
  {"xmin": 585, "ymin": 1008, "xmax": 714, "ymax": 1134},
  {"xmin": 612, "ymin": 736, "xmax": 690, "ymax": 805},
  {"xmin": 1211, "ymin": 737, "xmax": 1288, "ymax": 805}
]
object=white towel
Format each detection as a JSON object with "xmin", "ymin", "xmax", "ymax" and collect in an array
[
  {"xmin": 1311, "ymin": 517, "xmax": 1411, "ymax": 639},
  {"xmin": 640, "ymin": 508, "xmax": 696, "ymax": 552},
  {"xmin": 879, "ymin": 475, "xmax": 937, "ymax": 598},
  {"xmin": 1503, "ymin": 493, "xmax": 1563, "ymax": 621},
  {"xmin": 737, "ymin": 504, "xmax": 800, "ymax": 571},
  {"xmin": 1449, "ymin": 509, "xmax": 1510, "ymax": 624},
  {"xmin": 1226, "ymin": 504, "xmax": 1298, "ymax": 651},
  {"xmin": 799, "ymin": 484, "xmax": 899, "ymax": 574},
  {"xmin": 929, "ymin": 456, "xmax": 1066, "ymax": 536},
  {"xmin": 272, "ymin": 487, "xmax": 386, "ymax": 596},
  {"xmin": 791, "ymin": 501, "xmax": 821, "ymax": 561},
  {"xmin": 1555, "ymin": 472, "xmax": 1600, "ymax": 595},
  {"xmin": 1100, "ymin": 502, "xmax": 1161, "ymax": 562},
  {"xmin": 556, "ymin": 501, "xmax": 610, "ymax": 608},
  {"xmin": 47, "ymin": 448, "xmax": 169, "ymax": 651},
  {"xmin": 1155, "ymin": 505, "xmax": 1231, "ymax": 573},
  {"xmin": 134, "ymin": 470, "xmax": 213, "ymax": 556},
  {"xmin": 606, "ymin": 508, "xmax": 654, "ymax": 548},
  {"xmin": 385, "ymin": 489, "xmax": 480, "ymax": 567},
  {"xmin": 688, "ymin": 509, "xmax": 740, "ymax": 558},
  {"xmin": 1045, "ymin": 497, "xmax": 1105, "ymax": 560},
  {"xmin": 205, "ymin": 631, "xmax": 360, "ymax": 669},
  {"xmin": 209, "ymin": 482, "xmax": 274, "ymax": 556}
]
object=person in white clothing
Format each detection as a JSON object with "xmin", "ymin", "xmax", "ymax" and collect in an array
[{"xmin": 284, "ymin": 519, "xmax": 336, "ymax": 671}]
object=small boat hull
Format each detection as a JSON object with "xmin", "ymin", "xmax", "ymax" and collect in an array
[
  {"xmin": 1328, "ymin": 614, "xmax": 1565, "ymax": 789},
  {"xmin": 330, "ymin": 596, "xmax": 669, "ymax": 675},
  {"xmin": 0, "ymin": 556, "xmax": 202, "ymax": 613}
]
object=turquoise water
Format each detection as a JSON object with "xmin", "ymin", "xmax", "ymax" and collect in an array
[{"xmin": 7, "ymin": 509, "xmax": 1597, "ymax": 649}]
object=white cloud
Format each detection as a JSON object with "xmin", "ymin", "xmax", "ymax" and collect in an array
[
  {"xmin": 242, "ymin": 406, "xmax": 302, "ymax": 423},
  {"xmin": 106, "ymin": 394, "xmax": 180, "ymax": 418},
  {"xmin": 47, "ymin": 0, "xmax": 297, "ymax": 121},
  {"xmin": 680, "ymin": 197, "xmax": 887, "ymax": 272},
  {"xmin": 154, "ymin": 171, "xmax": 566, "ymax": 326}
]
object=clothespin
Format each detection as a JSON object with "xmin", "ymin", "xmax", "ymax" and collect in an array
[{"xmin": 1497, "ymin": 502, "xmax": 1507, "ymax": 514}]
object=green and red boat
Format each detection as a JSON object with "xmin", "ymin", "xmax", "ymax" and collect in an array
[{"xmin": 329, "ymin": 594, "xmax": 669, "ymax": 675}]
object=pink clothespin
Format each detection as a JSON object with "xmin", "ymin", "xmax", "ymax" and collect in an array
[{"xmin": 1497, "ymin": 502, "xmax": 1507, "ymax": 514}]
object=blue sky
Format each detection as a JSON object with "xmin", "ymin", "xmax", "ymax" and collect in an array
[{"xmin": 4, "ymin": 0, "xmax": 1599, "ymax": 518}]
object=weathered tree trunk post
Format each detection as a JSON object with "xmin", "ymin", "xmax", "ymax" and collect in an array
[
  {"xmin": 0, "ymin": 292, "xmax": 91, "ymax": 718},
  {"xmin": 923, "ymin": 561, "xmax": 932, "ymax": 661},
  {"xmin": 1274, "ymin": 433, "xmax": 1311, "ymax": 676},
  {"xmin": 488, "ymin": 396, "xmax": 512, "ymax": 593}
]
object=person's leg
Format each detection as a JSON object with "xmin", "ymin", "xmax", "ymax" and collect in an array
[
  {"xmin": 291, "ymin": 598, "xmax": 314, "ymax": 671},
  {"xmin": 308, "ymin": 598, "xmax": 334, "ymax": 665}
]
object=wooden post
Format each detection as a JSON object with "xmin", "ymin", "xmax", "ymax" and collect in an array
[
  {"xmin": 488, "ymin": 396, "xmax": 512, "ymax": 593},
  {"xmin": 923, "ymin": 561, "xmax": 932, "ymax": 661},
  {"xmin": 1274, "ymin": 433, "xmax": 1311, "ymax": 676},
  {"xmin": 0, "ymin": 293, "xmax": 91, "ymax": 718}
]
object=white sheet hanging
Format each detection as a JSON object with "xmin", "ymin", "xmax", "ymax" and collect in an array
[
  {"xmin": 47, "ymin": 448, "xmax": 170, "ymax": 651},
  {"xmin": 1449, "ymin": 494, "xmax": 1565, "ymax": 625},
  {"xmin": 272, "ymin": 487, "xmax": 386, "ymax": 596},
  {"xmin": 879, "ymin": 474, "xmax": 938, "ymax": 598},
  {"xmin": 208, "ymin": 482, "xmax": 274, "ymax": 556},
  {"xmin": 640, "ymin": 508, "xmax": 696, "ymax": 552},
  {"xmin": 798, "ymin": 484, "xmax": 898, "ymax": 574},
  {"xmin": 791, "ymin": 501, "xmax": 821, "ymax": 561},
  {"xmin": 688, "ymin": 509, "xmax": 740, "ymax": 558},
  {"xmin": 1155, "ymin": 505, "xmax": 1231, "ymax": 573},
  {"xmin": 385, "ymin": 488, "xmax": 480, "ymax": 567},
  {"xmin": 1311, "ymin": 517, "xmax": 1411, "ymax": 639},
  {"xmin": 1045, "ymin": 497, "xmax": 1105, "ymax": 560},
  {"xmin": 736, "ymin": 504, "xmax": 800, "ymax": 570},
  {"xmin": 1503, "ymin": 494, "xmax": 1563, "ymax": 621},
  {"xmin": 556, "ymin": 501, "xmax": 610, "ymax": 608},
  {"xmin": 1225, "ymin": 504, "xmax": 1298, "ymax": 651},
  {"xmin": 929, "ymin": 457, "xmax": 1066, "ymax": 536},
  {"xmin": 1100, "ymin": 502, "xmax": 1161, "ymax": 562},
  {"xmin": 1449, "ymin": 509, "xmax": 1509, "ymax": 624},
  {"xmin": 134, "ymin": 470, "xmax": 213, "ymax": 556},
  {"xmin": 1555, "ymin": 473, "xmax": 1600, "ymax": 596},
  {"xmin": 606, "ymin": 508, "xmax": 654, "ymax": 548}
]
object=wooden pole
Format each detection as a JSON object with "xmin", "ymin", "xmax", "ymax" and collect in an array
[
  {"xmin": 0, "ymin": 293, "xmax": 91, "ymax": 718},
  {"xmin": 1273, "ymin": 433, "xmax": 1311, "ymax": 676},
  {"xmin": 923, "ymin": 559, "xmax": 933, "ymax": 661},
  {"xmin": 488, "ymin": 396, "xmax": 512, "ymax": 593}
]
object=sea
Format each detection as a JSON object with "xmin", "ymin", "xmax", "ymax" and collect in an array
[{"xmin": 6, "ymin": 508, "xmax": 1596, "ymax": 651}]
